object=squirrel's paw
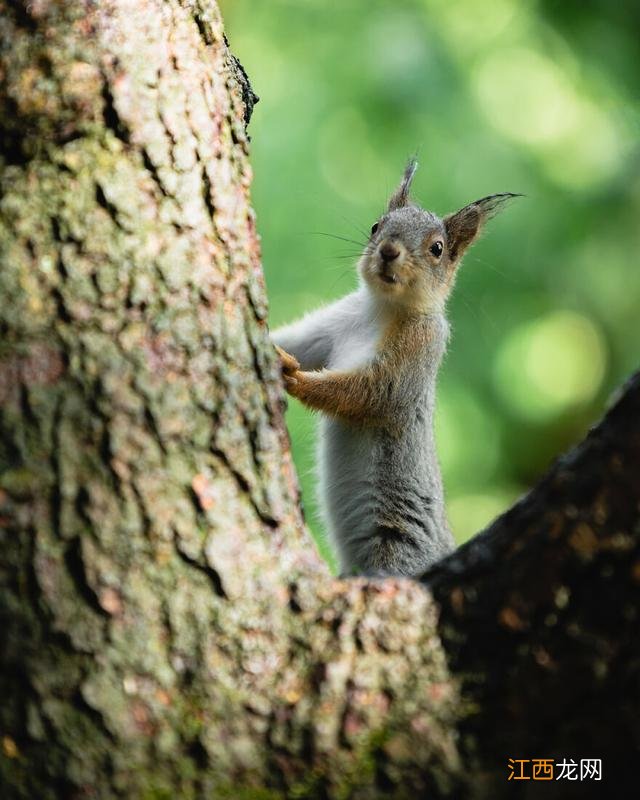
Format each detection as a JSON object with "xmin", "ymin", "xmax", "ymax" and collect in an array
[
  {"xmin": 275, "ymin": 345, "xmax": 300, "ymax": 375},
  {"xmin": 283, "ymin": 368, "xmax": 315, "ymax": 400},
  {"xmin": 282, "ymin": 369, "xmax": 303, "ymax": 398}
]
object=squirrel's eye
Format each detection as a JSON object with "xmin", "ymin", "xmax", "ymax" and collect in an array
[
  {"xmin": 370, "ymin": 222, "xmax": 379, "ymax": 236},
  {"xmin": 430, "ymin": 240, "xmax": 443, "ymax": 258}
]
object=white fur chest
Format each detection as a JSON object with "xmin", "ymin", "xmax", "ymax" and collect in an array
[{"xmin": 327, "ymin": 297, "xmax": 382, "ymax": 371}]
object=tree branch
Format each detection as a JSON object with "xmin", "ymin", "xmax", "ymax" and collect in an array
[{"xmin": 424, "ymin": 372, "xmax": 640, "ymax": 796}]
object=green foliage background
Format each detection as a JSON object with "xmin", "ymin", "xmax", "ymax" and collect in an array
[{"xmin": 220, "ymin": 0, "xmax": 640, "ymax": 569}]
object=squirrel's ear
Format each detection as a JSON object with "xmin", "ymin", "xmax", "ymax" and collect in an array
[
  {"xmin": 387, "ymin": 158, "xmax": 418, "ymax": 211},
  {"xmin": 444, "ymin": 193, "xmax": 521, "ymax": 262}
]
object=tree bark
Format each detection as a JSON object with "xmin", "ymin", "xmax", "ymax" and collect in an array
[
  {"xmin": 425, "ymin": 372, "xmax": 640, "ymax": 798},
  {"xmin": 0, "ymin": 2, "xmax": 637, "ymax": 799}
]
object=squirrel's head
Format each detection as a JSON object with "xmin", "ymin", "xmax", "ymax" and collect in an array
[{"xmin": 359, "ymin": 159, "xmax": 519, "ymax": 314}]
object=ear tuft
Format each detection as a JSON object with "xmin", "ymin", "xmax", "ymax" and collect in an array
[
  {"xmin": 445, "ymin": 192, "xmax": 521, "ymax": 262},
  {"xmin": 472, "ymin": 192, "xmax": 523, "ymax": 219},
  {"xmin": 387, "ymin": 158, "xmax": 418, "ymax": 211}
]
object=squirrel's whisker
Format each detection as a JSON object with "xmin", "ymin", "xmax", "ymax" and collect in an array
[{"xmin": 310, "ymin": 231, "xmax": 368, "ymax": 248}]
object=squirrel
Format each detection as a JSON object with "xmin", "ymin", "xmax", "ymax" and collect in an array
[{"xmin": 272, "ymin": 160, "xmax": 518, "ymax": 577}]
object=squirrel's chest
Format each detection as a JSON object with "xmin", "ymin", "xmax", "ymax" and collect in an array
[{"xmin": 328, "ymin": 318, "xmax": 381, "ymax": 371}]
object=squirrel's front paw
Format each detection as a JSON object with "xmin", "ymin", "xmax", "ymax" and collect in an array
[
  {"xmin": 283, "ymin": 368, "xmax": 313, "ymax": 400},
  {"xmin": 275, "ymin": 345, "xmax": 300, "ymax": 375}
]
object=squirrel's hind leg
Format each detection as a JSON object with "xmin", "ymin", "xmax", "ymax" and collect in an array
[{"xmin": 343, "ymin": 524, "xmax": 428, "ymax": 578}]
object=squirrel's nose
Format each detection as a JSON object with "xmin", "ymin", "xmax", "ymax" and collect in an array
[{"xmin": 379, "ymin": 242, "xmax": 400, "ymax": 263}]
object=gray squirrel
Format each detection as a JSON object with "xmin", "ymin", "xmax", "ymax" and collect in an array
[{"xmin": 273, "ymin": 160, "xmax": 518, "ymax": 576}]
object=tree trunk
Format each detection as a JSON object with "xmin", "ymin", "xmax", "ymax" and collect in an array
[{"xmin": 0, "ymin": 2, "xmax": 637, "ymax": 799}]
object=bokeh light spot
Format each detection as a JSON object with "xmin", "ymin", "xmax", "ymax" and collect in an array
[
  {"xmin": 472, "ymin": 46, "xmax": 624, "ymax": 188},
  {"xmin": 430, "ymin": 0, "xmax": 518, "ymax": 50},
  {"xmin": 473, "ymin": 47, "xmax": 581, "ymax": 146},
  {"xmin": 494, "ymin": 311, "xmax": 607, "ymax": 420}
]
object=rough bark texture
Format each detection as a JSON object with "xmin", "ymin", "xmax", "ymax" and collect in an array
[
  {"xmin": 0, "ymin": 2, "xmax": 638, "ymax": 799},
  {"xmin": 425, "ymin": 374, "xmax": 640, "ymax": 798},
  {"xmin": 0, "ymin": 2, "xmax": 459, "ymax": 798}
]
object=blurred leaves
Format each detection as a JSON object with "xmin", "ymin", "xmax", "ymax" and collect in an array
[{"xmin": 220, "ymin": 0, "xmax": 639, "ymax": 553}]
